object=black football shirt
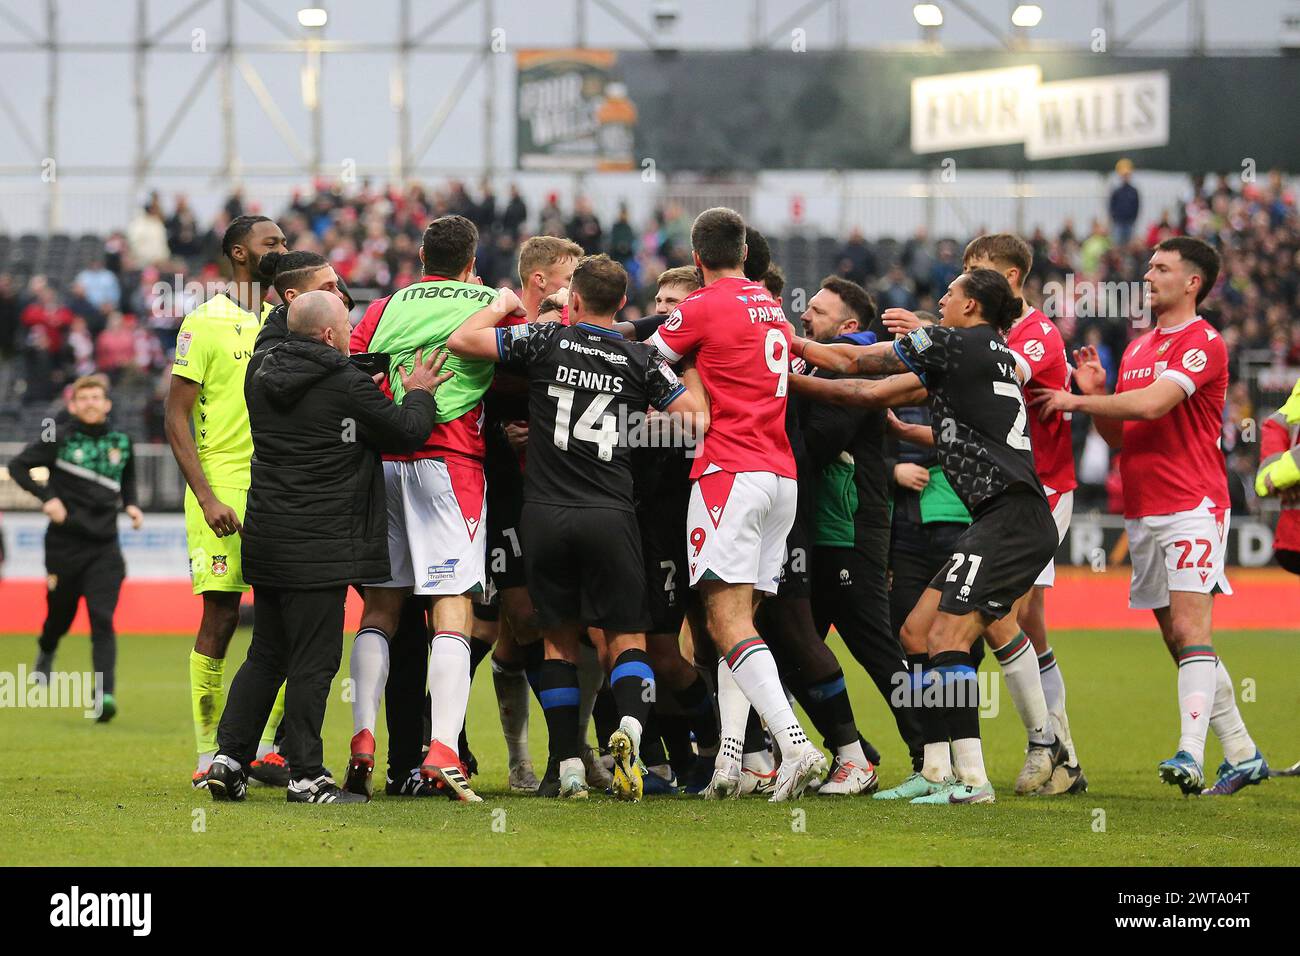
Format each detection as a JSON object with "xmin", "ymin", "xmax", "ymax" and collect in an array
[
  {"xmin": 496, "ymin": 321, "xmax": 686, "ymax": 512},
  {"xmin": 893, "ymin": 322, "xmax": 1045, "ymax": 514}
]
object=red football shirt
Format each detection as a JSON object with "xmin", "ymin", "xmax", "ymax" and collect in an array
[
  {"xmin": 1115, "ymin": 316, "xmax": 1229, "ymax": 518},
  {"xmin": 648, "ymin": 275, "xmax": 796, "ymax": 480},
  {"xmin": 1006, "ymin": 307, "xmax": 1077, "ymax": 498}
]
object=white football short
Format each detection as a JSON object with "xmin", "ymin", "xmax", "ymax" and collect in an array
[
  {"xmin": 1032, "ymin": 489, "xmax": 1074, "ymax": 588},
  {"xmin": 686, "ymin": 469, "xmax": 797, "ymax": 595},
  {"xmin": 1125, "ymin": 497, "xmax": 1232, "ymax": 610},
  {"xmin": 377, "ymin": 458, "xmax": 487, "ymax": 597}
]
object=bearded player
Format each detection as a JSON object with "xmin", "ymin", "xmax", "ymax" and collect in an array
[{"xmin": 1032, "ymin": 237, "xmax": 1267, "ymax": 797}]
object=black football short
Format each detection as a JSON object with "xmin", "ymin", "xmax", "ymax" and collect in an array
[
  {"xmin": 521, "ymin": 501, "xmax": 652, "ymax": 633},
  {"xmin": 485, "ymin": 452, "xmax": 527, "ymax": 592},
  {"xmin": 639, "ymin": 491, "xmax": 690, "ymax": 635},
  {"xmin": 775, "ymin": 515, "xmax": 812, "ymax": 600},
  {"xmin": 929, "ymin": 486, "xmax": 1057, "ymax": 620}
]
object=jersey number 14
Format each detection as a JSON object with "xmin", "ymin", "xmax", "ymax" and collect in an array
[{"xmin": 548, "ymin": 384, "xmax": 618, "ymax": 461}]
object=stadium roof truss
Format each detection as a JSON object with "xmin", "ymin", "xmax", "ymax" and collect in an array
[{"xmin": 0, "ymin": 0, "xmax": 1219, "ymax": 231}]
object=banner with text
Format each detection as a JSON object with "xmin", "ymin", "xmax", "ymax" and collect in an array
[
  {"xmin": 516, "ymin": 49, "xmax": 639, "ymax": 171},
  {"xmin": 617, "ymin": 51, "xmax": 1296, "ymax": 171}
]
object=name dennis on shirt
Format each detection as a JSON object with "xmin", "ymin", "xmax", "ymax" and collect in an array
[
  {"xmin": 555, "ymin": 366, "xmax": 625, "ymax": 392},
  {"xmin": 50, "ymin": 885, "xmax": 152, "ymax": 936}
]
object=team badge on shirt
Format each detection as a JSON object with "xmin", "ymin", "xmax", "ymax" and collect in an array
[{"xmin": 177, "ymin": 332, "xmax": 192, "ymax": 357}]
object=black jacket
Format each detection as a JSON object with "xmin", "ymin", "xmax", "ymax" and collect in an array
[
  {"xmin": 9, "ymin": 418, "xmax": 138, "ymax": 558},
  {"xmin": 242, "ymin": 334, "xmax": 437, "ymax": 589}
]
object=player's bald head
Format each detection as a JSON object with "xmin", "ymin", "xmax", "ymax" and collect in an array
[{"xmin": 288, "ymin": 289, "xmax": 351, "ymax": 354}]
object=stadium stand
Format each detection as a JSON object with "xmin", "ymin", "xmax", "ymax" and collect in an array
[{"xmin": 1, "ymin": 171, "xmax": 1296, "ymax": 515}]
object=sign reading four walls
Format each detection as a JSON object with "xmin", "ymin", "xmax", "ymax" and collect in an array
[{"xmin": 912, "ymin": 66, "xmax": 1170, "ymax": 160}]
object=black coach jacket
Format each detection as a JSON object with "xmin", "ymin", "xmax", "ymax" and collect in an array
[{"xmin": 242, "ymin": 334, "xmax": 436, "ymax": 589}]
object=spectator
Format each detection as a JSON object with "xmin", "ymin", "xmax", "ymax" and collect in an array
[
  {"xmin": 75, "ymin": 258, "xmax": 122, "ymax": 313},
  {"xmin": 874, "ymin": 263, "xmax": 918, "ymax": 312},
  {"xmin": 127, "ymin": 198, "xmax": 171, "ymax": 267},
  {"xmin": 21, "ymin": 282, "xmax": 73, "ymax": 352},
  {"xmin": 566, "ymin": 195, "xmax": 603, "ymax": 254},
  {"xmin": 502, "ymin": 185, "xmax": 528, "ymax": 238},
  {"xmin": 0, "ymin": 274, "xmax": 19, "ymax": 357},
  {"xmin": 539, "ymin": 192, "xmax": 565, "ymax": 237},
  {"xmin": 95, "ymin": 312, "xmax": 136, "ymax": 377},
  {"xmin": 835, "ymin": 227, "xmax": 877, "ymax": 287},
  {"xmin": 608, "ymin": 203, "xmax": 636, "ymax": 264},
  {"xmin": 1109, "ymin": 158, "xmax": 1140, "ymax": 244},
  {"xmin": 66, "ymin": 317, "xmax": 97, "ymax": 377},
  {"xmin": 167, "ymin": 194, "xmax": 204, "ymax": 262}
]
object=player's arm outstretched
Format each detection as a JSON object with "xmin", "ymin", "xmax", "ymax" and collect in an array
[
  {"xmin": 790, "ymin": 369, "xmax": 927, "ymax": 409},
  {"xmin": 1029, "ymin": 344, "xmax": 1183, "ymax": 435},
  {"xmin": 792, "ymin": 336, "xmax": 912, "ymax": 377},
  {"xmin": 446, "ymin": 288, "xmax": 527, "ymax": 360}
]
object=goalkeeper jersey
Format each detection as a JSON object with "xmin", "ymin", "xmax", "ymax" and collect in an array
[
  {"xmin": 351, "ymin": 276, "xmax": 499, "ymax": 462},
  {"xmin": 171, "ymin": 293, "xmax": 273, "ymax": 490}
]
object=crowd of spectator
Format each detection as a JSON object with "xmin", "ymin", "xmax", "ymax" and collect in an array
[{"xmin": 0, "ymin": 169, "xmax": 1295, "ymax": 512}]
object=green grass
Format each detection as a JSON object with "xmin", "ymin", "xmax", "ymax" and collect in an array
[{"xmin": 1, "ymin": 629, "xmax": 1298, "ymax": 866}]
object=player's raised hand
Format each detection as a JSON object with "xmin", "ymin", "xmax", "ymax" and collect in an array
[
  {"xmin": 400, "ymin": 348, "xmax": 455, "ymax": 396},
  {"xmin": 493, "ymin": 288, "xmax": 527, "ymax": 319},
  {"xmin": 882, "ymin": 308, "xmax": 927, "ymax": 336},
  {"xmin": 201, "ymin": 495, "xmax": 242, "ymax": 537},
  {"xmin": 1071, "ymin": 345, "xmax": 1107, "ymax": 395}
]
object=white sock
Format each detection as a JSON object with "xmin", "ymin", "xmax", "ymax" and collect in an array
[
  {"xmin": 1176, "ymin": 651, "xmax": 1218, "ymax": 765},
  {"xmin": 350, "ymin": 627, "xmax": 389, "ymax": 736},
  {"xmin": 951, "ymin": 737, "xmax": 988, "ymax": 787},
  {"xmin": 1210, "ymin": 658, "xmax": 1257, "ymax": 765},
  {"xmin": 619, "ymin": 714, "xmax": 643, "ymax": 756},
  {"xmin": 921, "ymin": 742, "xmax": 952, "ymax": 783},
  {"xmin": 741, "ymin": 748, "xmax": 774, "ymax": 774},
  {"xmin": 994, "ymin": 632, "xmax": 1053, "ymax": 746},
  {"xmin": 491, "ymin": 657, "xmax": 532, "ymax": 765},
  {"xmin": 196, "ymin": 751, "xmax": 215, "ymax": 774},
  {"xmin": 255, "ymin": 742, "xmax": 275, "ymax": 760},
  {"xmin": 212, "ymin": 754, "xmax": 240, "ymax": 772},
  {"xmin": 576, "ymin": 642, "xmax": 602, "ymax": 747},
  {"xmin": 428, "ymin": 630, "xmax": 472, "ymax": 745},
  {"xmin": 1038, "ymin": 647, "xmax": 1077, "ymax": 766},
  {"xmin": 836, "ymin": 739, "xmax": 869, "ymax": 767},
  {"xmin": 723, "ymin": 638, "xmax": 809, "ymax": 762},
  {"xmin": 715, "ymin": 658, "xmax": 750, "ymax": 769}
]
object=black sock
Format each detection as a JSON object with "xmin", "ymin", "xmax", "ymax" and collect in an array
[
  {"xmin": 742, "ymin": 706, "xmax": 768, "ymax": 756},
  {"xmin": 610, "ymin": 648, "xmax": 655, "ymax": 737},
  {"xmin": 468, "ymin": 636, "xmax": 492, "ymax": 676},
  {"xmin": 592, "ymin": 683, "xmax": 619, "ymax": 745},
  {"xmin": 675, "ymin": 673, "xmax": 719, "ymax": 750},
  {"xmin": 523, "ymin": 641, "xmax": 544, "ymax": 702},
  {"xmin": 803, "ymin": 668, "xmax": 857, "ymax": 750},
  {"xmin": 640, "ymin": 708, "xmax": 668, "ymax": 767},
  {"xmin": 929, "ymin": 649, "xmax": 980, "ymax": 742},
  {"xmin": 539, "ymin": 659, "xmax": 581, "ymax": 762},
  {"xmin": 912, "ymin": 652, "xmax": 948, "ymax": 754},
  {"xmin": 657, "ymin": 713, "xmax": 695, "ymax": 776}
]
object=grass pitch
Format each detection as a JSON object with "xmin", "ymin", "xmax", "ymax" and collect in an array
[{"xmin": 1, "ymin": 629, "xmax": 1297, "ymax": 867}]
